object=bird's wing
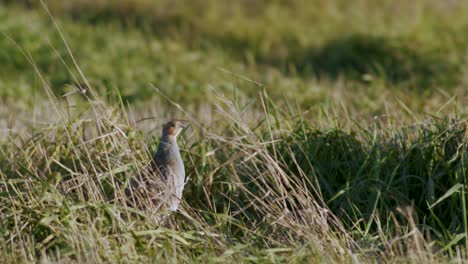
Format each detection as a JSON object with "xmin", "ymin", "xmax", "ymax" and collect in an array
[
  {"xmin": 126, "ymin": 162, "xmax": 167, "ymax": 209},
  {"xmin": 125, "ymin": 145, "xmax": 172, "ymax": 209},
  {"xmin": 152, "ymin": 152, "xmax": 170, "ymax": 182}
]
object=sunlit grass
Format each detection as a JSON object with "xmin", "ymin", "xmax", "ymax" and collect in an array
[{"xmin": 0, "ymin": 0, "xmax": 467, "ymax": 262}]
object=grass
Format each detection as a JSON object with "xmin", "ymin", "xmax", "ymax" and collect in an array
[{"xmin": 0, "ymin": 0, "xmax": 467, "ymax": 262}]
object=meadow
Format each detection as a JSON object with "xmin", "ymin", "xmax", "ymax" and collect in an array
[{"xmin": 0, "ymin": 0, "xmax": 467, "ymax": 262}]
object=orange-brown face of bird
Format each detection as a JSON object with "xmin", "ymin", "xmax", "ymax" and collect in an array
[{"xmin": 162, "ymin": 120, "xmax": 190, "ymax": 138}]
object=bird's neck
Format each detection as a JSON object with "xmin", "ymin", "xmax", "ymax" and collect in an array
[
  {"xmin": 157, "ymin": 136, "xmax": 181, "ymax": 160},
  {"xmin": 160, "ymin": 135, "xmax": 177, "ymax": 148}
]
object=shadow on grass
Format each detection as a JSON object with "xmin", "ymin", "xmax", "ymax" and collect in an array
[
  {"xmin": 254, "ymin": 34, "xmax": 460, "ymax": 88},
  {"xmin": 277, "ymin": 118, "xmax": 467, "ymax": 239}
]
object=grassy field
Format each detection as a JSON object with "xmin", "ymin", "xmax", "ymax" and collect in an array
[{"xmin": 0, "ymin": 0, "xmax": 467, "ymax": 262}]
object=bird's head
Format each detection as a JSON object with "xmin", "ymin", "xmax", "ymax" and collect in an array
[{"xmin": 162, "ymin": 120, "xmax": 190, "ymax": 138}]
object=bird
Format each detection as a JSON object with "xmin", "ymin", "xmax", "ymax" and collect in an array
[{"xmin": 126, "ymin": 120, "xmax": 190, "ymax": 213}]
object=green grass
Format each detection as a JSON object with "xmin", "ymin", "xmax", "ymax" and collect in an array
[{"xmin": 0, "ymin": 0, "xmax": 467, "ymax": 262}]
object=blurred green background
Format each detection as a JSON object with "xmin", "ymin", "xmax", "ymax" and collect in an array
[{"xmin": 0, "ymin": 0, "xmax": 466, "ymax": 115}]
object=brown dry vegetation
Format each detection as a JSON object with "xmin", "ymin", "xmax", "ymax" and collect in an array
[{"xmin": 0, "ymin": 0, "xmax": 467, "ymax": 262}]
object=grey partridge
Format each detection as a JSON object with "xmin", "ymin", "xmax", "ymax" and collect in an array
[{"xmin": 126, "ymin": 120, "xmax": 190, "ymax": 212}]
